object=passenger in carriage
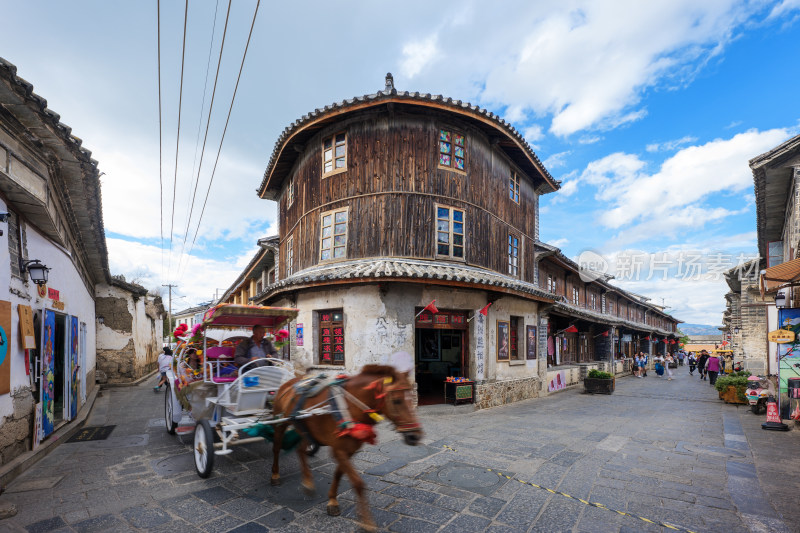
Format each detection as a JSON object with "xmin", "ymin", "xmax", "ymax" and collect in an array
[{"xmin": 234, "ymin": 325, "xmax": 278, "ymax": 368}]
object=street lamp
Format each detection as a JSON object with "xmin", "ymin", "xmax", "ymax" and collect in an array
[{"xmin": 23, "ymin": 259, "xmax": 50, "ymax": 285}]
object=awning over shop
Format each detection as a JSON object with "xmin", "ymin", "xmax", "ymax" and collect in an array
[{"xmin": 760, "ymin": 257, "xmax": 800, "ymax": 294}]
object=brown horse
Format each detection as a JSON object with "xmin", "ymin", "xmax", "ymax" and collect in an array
[{"xmin": 271, "ymin": 365, "xmax": 423, "ymax": 531}]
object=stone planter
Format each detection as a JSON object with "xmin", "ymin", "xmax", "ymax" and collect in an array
[
  {"xmin": 720, "ymin": 385, "xmax": 747, "ymax": 404},
  {"xmin": 584, "ymin": 377, "xmax": 615, "ymax": 395}
]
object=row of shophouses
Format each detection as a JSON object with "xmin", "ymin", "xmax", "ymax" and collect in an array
[
  {"xmin": 723, "ymin": 134, "xmax": 800, "ymax": 384},
  {"xmin": 0, "ymin": 59, "xmax": 163, "ymax": 474},
  {"xmin": 211, "ymin": 74, "xmax": 681, "ymax": 409}
]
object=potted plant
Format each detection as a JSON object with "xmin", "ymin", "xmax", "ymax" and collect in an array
[
  {"xmin": 584, "ymin": 369, "xmax": 615, "ymax": 394},
  {"xmin": 715, "ymin": 374, "xmax": 749, "ymax": 404}
]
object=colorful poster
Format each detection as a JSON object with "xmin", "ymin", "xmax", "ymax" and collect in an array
[
  {"xmin": 0, "ymin": 301, "xmax": 10, "ymax": 395},
  {"xmin": 69, "ymin": 315, "xmax": 79, "ymax": 420},
  {"xmin": 41, "ymin": 309, "xmax": 56, "ymax": 437},
  {"xmin": 474, "ymin": 312, "xmax": 486, "ymax": 380},
  {"xmin": 526, "ymin": 326, "xmax": 537, "ymax": 360},
  {"xmin": 296, "ymin": 323, "xmax": 303, "ymax": 346},
  {"xmin": 777, "ymin": 309, "xmax": 800, "ymax": 416},
  {"xmin": 548, "ymin": 370, "xmax": 566, "ymax": 392}
]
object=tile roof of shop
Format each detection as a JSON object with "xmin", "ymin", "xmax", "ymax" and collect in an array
[
  {"xmin": 253, "ymin": 258, "xmax": 555, "ymax": 302},
  {"xmin": 551, "ymin": 301, "xmax": 677, "ymax": 337}
]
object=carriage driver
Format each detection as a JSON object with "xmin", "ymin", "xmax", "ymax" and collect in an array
[{"xmin": 234, "ymin": 325, "xmax": 278, "ymax": 368}]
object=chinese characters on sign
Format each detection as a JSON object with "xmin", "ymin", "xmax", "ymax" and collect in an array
[{"xmin": 475, "ymin": 312, "xmax": 485, "ymax": 380}]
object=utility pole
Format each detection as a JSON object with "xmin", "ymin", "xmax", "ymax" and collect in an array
[{"xmin": 162, "ymin": 284, "xmax": 178, "ymax": 335}]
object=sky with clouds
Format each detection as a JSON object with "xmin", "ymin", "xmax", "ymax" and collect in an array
[{"xmin": 1, "ymin": 0, "xmax": 799, "ymax": 324}]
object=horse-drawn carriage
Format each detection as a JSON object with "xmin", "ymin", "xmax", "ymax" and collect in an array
[
  {"xmin": 163, "ymin": 304, "xmax": 324, "ymax": 476},
  {"xmin": 163, "ymin": 303, "xmax": 423, "ymax": 531}
]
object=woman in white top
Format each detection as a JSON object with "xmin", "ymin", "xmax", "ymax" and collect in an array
[{"xmin": 664, "ymin": 353, "xmax": 675, "ymax": 381}]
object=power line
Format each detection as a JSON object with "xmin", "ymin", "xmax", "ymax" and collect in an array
[
  {"xmin": 175, "ymin": 0, "xmax": 233, "ymax": 277},
  {"xmin": 157, "ymin": 0, "xmax": 164, "ymax": 282},
  {"xmin": 183, "ymin": 0, "xmax": 261, "ymax": 274},
  {"xmin": 167, "ymin": 0, "xmax": 190, "ymax": 280},
  {"xmin": 183, "ymin": 0, "xmax": 220, "ymax": 238}
]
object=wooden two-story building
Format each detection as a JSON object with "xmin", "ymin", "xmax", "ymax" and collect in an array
[{"xmin": 250, "ymin": 74, "xmax": 680, "ymax": 407}]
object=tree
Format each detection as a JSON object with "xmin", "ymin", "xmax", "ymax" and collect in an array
[{"xmin": 677, "ymin": 328, "xmax": 690, "ymax": 347}]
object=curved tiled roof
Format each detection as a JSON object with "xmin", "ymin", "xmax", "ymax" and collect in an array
[
  {"xmin": 258, "ymin": 74, "xmax": 560, "ymax": 199},
  {"xmin": 252, "ymin": 258, "xmax": 555, "ymax": 303},
  {"xmin": 551, "ymin": 301, "xmax": 677, "ymax": 338},
  {"xmin": 0, "ymin": 57, "xmax": 109, "ymax": 284}
]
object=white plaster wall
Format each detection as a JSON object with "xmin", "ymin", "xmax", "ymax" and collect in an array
[
  {"xmin": 0, "ymin": 208, "xmax": 97, "ymax": 420},
  {"xmin": 95, "ymin": 283, "xmax": 162, "ymax": 374},
  {"xmin": 277, "ymin": 284, "xmax": 542, "ymax": 385}
]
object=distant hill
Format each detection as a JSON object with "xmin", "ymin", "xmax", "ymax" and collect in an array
[{"xmin": 679, "ymin": 323, "xmax": 723, "ymax": 335}]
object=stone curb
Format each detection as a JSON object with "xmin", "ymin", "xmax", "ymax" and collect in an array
[
  {"xmin": 100, "ymin": 368, "xmax": 159, "ymax": 388},
  {"xmin": 0, "ymin": 385, "xmax": 99, "ymax": 490}
]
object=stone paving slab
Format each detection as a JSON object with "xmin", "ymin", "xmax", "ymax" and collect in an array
[{"xmin": 2, "ymin": 368, "xmax": 798, "ymax": 532}]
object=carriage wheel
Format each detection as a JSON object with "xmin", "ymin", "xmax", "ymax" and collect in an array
[
  {"xmin": 164, "ymin": 386, "xmax": 177, "ymax": 435},
  {"xmin": 194, "ymin": 419, "xmax": 215, "ymax": 478}
]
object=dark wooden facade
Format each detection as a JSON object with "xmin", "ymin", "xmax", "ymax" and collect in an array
[{"xmin": 276, "ymin": 110, "xmax": 547, "ymax": 283}]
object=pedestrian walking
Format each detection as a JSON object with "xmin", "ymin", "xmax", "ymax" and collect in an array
[
  {"xmin": 677, "ymin": 351, "xmax": 685, "ymax": 366},
  {"xmin": 706, "ymin": 353, "xmax": 720, "ymax": 385},
  {"xmin": 154, "ymin": 346, "xmax": 173, "ymax": 391},
  {"xmin": 633, "ymin": 353, "xmax": 642, "ymax": 378},
  {"xmin": 688, "ymin": 352, "xmax": 696, "ymax": 375},
  {"xmin": 697, "ymin": 350, "xmax": 710, "ymax": 381},
  {"xmin": 641, "ymin": 352, "xmax": 648, "ymax": 377},
  {"xmin": 665, "ymin": 353, "xmax": 675, "ymax": 380}
]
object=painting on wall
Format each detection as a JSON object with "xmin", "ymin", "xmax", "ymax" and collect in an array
[
  {"xmin": 526, "ymin": 326, "xmax": 537, "ymax": 360},
  {"xmin": 69, "ymin": 315, "xmax": 79, "ymax": 420},
  {"xmin": 41, "ymin": 309, "xmax": 56, "ymax": 437},
  {"xmin": 0, "ymin": 301, "xmax": 10, "ymax": 395},
  {"xmin": 497, "ymin": 320, "xmax": 510, "ymax": 361}
]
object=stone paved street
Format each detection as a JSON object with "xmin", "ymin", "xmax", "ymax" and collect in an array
[{"xmin": 2, "ymin": 367, "xmax": 799, "ymax": 533}]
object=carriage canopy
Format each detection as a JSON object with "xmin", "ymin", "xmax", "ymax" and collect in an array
[{"xmin": 201, "ymin": 304, "xmax": 299, "ymax": 330}]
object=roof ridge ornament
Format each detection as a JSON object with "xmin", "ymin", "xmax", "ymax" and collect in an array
[{"xmin": 384, "ymin": 72, "xmax": 394, "ymax": 93}]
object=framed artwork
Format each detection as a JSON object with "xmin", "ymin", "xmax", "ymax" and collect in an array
[
  {"xmin": 526, "ymin": 326, "xmax": 537, "ymax": 360},
  {"xmin": 419, "ymin": 329, "xmax": 440, "ymax": 361},
  {"xmin": 497, "ymin": 320, "xmax": 510, "ymax": 361}
]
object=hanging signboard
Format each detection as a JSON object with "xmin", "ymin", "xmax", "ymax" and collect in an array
[
  {"xmin": 768, "ymin": 329, "xmax": 796, "ymax": 344},
  {"xmin": 18, "ymin": 304, "xmax": 36, "ymax": 349}
]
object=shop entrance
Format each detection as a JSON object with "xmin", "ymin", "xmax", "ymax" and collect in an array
[
  {"xmin": 53, "ymin": 314, "xmax": 66, "ymax": 424},
  {"xmin": 413, "ymin": 309, "xmax": 468, "ymax": 405}
]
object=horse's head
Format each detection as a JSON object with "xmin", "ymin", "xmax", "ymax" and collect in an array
[{"xmin": 362, "ymin": 365, "xmax": 423, "ymax": 446}]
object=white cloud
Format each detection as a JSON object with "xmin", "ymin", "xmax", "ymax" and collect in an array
[
  {"xmin": 579, "ymin": 128, "xmax": 793, "ymax": 244},
  {"xmin": 523, "ymin": 124, "xmax": 545, "ymax": 144},
  {"xmin": 400, "ymin": 35, "xmax": 439, "ymax": 79},
  {"xmin": 646, "ymin": 135, "xmax": 698, "ymax": 152},
  {"xmin": 767, "ymin": 0, "xmax": 800, "ymax": 20},
  {"xmin": 473, "ymin": 0, "xmax": 762, "ymax": 135},
  {"xmin": 543, "ymin": 150, "xmax": 571, "ymax": 169},
  {"xmin": 107, "ymin": 238, "xmax": 246, "ymax": 307},
  {"xmin": 548, "ymin": 237, "xmax": 570, "ymax": 248}
]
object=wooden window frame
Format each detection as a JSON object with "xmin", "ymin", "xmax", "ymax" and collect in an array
[
  {"xmin": 286, "ymin": 235, "xmax": 294, "ymax": 277},
  {"xmin": 437, "ymin": 127, "xmax": 467, "ymax": 174},
  {"xmin": 322, "ymin": 132, "xmax": 347, "ymax": 178},
  {"xmin": 508, "ymin": 233, "xmax": 520, "ymax": 278},
  {"xmin": 572, "ymin": 286, "xmax": 579, "ymax": 305},
  {"xmin": 319, "ymin": 309, "xmax": 345, "ymax": 365},
  {"xmin": 509, "ymin": 172, "xmax": 520, "ymax": 204},
  {"xmin": 7, "ymin": 208, "xmax": 24, "ymax": 279},
  {"xmin": 319, "ymin": 207, "xmax": 349, "ymax": 262},
  {"xmin": 435, "ymin": 204, "xmax": 466, "ymax": 261},
  {"xmin": 287, "ymin": 176, "xmax": 294, "ymax": 207}
]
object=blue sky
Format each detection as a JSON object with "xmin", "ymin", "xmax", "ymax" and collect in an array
[{"xmin": 1, "ymin": 0, "xmax": 799, "ymax": 324}]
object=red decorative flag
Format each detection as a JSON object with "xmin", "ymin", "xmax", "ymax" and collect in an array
[
  {"xmin": 601, "ymin": 330, "xmax": 609, "ymax": 337},
  {"xmin": 564, "ymin": 325, "xmax": 578, "ymax": 333},
  {"xmin": 479, "ymin": 302, "xmax": 492, "ymax": 316},
  {"xmin": 643, "ymin": 336, "xmax": 650, "ymax": 341},
  {"xmin": 423, "ymin": 300, "xmax": 439, "ymax": 315}
]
